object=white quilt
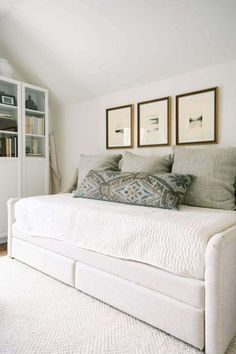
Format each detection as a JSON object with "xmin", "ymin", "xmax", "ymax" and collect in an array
[{"xmin": 13, "ymin": 194, "xmax": 236, "ymax": 279}]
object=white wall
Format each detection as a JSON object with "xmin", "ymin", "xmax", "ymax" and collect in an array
[{"xmin": 54, "ymin": 59, "xmax": 236, "ymax": 189}]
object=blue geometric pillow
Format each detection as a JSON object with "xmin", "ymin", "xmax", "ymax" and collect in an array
[{"xmin": 74, "ymin": 170, "xmax": 194, "ymax": 211}]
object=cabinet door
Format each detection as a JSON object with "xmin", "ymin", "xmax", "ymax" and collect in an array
[
  {"xmin": 0, "ymin": 77, "xmax": 22, "ymax": 240},
  {"xmin": 23, "ymin": 159, "xmax": 48, "ymax": 196},
  {"xmin": 22, "ymin": 83, "xmax": 49, "ymax": 197},
  {"xmin": 0, "ymin": 160, "xmax": 21, "ymax": 238}
]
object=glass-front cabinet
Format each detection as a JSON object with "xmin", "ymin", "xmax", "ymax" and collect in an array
[
  {"xmin": 0, "ymin": 76, "xmax": 49, "ymax": 242},
  {"xmin": 24, "ymin": 86, "xmax": 46, "ymax": 158},
  {"xmin": 0, "ymin": 76, "xmax": 21, "ymax": 242},
  {"xmin": 0, "ymin": 78, "xmax": 20, "ymax": 157},
  {"xmin": 22, "ymin": 83, "xmax": 49, "ymax": 197}
]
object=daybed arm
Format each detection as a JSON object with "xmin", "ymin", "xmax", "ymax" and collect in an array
[
  {"xmin": 205, "ymin": 225, "xmax": 236, "ymax": 354},
  {"xmin": 7, "ymin": 198, "xmax": 21, "ymax": 258},
  {"xmin": 60, "ymin": 168, "xmax": 78, "ymax": 193}
]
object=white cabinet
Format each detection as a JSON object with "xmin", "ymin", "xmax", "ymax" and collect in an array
[
  {"xmin": 22, "ymin": 83, "xmax": 49, "ymax": 197},
  {"xmin": 0, "ymin": 76, "xmax": 49, "ymax": 242}
]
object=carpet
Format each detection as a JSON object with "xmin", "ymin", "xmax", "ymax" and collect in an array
[{"xmin": 0, "ymin": 258, "xmax": 235, "ymax": 354}]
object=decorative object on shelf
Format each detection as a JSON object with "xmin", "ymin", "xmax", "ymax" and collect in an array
[
  {"xmin": 106, "ymin": 104, "xmax": 134, "ymax": 149},
  {"xmin": 0, "ymin": 58, "xmax": 14, "ymax": 78},
  {"xmin": 32, "ymin": 137, "xmax": 39, "ymax": 154},
  {"xmin": 0, "ymin": 92, "xmax": 17, "ymax": 106},
  {"xmin": 25, "ymin": 95, "xmax": 38, "ymax": 110},
  {"xmin": 176, "ymin": 87, "xmax": 217, "ymax": 145},
  {"xmin": 138, "ymin": 97, "xmax": 170, "ymax": 147}
]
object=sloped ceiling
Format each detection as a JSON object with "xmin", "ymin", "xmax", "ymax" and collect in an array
[{"xmin": 0, "ymin": 0, "xmax": 236, "ymax": 104}]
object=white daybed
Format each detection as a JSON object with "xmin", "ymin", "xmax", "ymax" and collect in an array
[{"xmin": 7, "ymin": 194, "xmax": 236, "ymax": 354}]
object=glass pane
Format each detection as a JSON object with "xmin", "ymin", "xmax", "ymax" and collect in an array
[
  {"xmin": 0, "ymin": 106, "xmax": 18, "ymax": 133},
  {"xmin": 0, "ymin": 80, "xmax": 18, "ymax": 107},
  {"xmin": 25, "ymin": 88, "xmax": 45, "ymax": 112},
  {"xmin": 25, "ymin": 136, "xmax": 45, "ymax": 157},
  {"xmin": 25, "ymin": 113, "xmax": 45, "ymax": 136},
  {"xmin": 0, "ymin": 132, "xmax": 18, "ymax": 157}
]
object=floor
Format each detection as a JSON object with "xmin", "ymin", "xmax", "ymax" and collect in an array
[
  {"xmin": 1, "ymin": 257, "xmax": 236, "ymax": 354},
  {"xmin": 0, "ymin": 242, "xmax": 7, "ymax": 256}
]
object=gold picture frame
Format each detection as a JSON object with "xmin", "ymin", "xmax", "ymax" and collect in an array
[
  {"xmin": 106, "ymin": 104, "xmax": 134, "ymax": 149},
  {"xmin": 137, "ymin": 97, "xmax": 171, "ymax": 147},
  {"xmin": 176, "ymin": 87, "xmax": 218, "ymax": 145}
]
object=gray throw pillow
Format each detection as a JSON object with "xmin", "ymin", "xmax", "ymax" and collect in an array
[
  {"xmin": 171, "ymin": 147, "xmax": 236, "ymax": 210},
  {"xmin": 77, "ymin": 154, "xmax": 122, "ymax": 185},
  {"xmin": 74, "ymin": 170, "xmax": 193, "ymax": 211},
  {"xmin": 120, "ymin": 151, "xmax": 172, "ymax": 173}
]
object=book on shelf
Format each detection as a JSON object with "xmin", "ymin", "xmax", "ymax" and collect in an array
[
  {"xmin": 0, "ymin": 136, "xmax": 17, "ymax": 157},
  {"xmin": 25, "ymin": 115, "xmax": 45, "ymax": 136}
]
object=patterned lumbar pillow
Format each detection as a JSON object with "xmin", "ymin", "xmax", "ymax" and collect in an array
[{"xmin": 74, "ymin": 170, "xmax": 194, "ymax": 211}]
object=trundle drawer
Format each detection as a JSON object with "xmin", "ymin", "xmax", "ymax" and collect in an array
[{"xmin": 12, "ymin": 238, "xmax": 75, "ymax": 286}]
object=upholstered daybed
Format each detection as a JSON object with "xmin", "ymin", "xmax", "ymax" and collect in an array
[{"xmin": 7, "ymin": 192, "xmax": 236, "ymax": 354}]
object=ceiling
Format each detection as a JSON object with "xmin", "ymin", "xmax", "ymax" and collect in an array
[
  {"xmin": 0, "ymin": 0, "xmax": 21, "ymax": 21},
  {"xmin": 0, "ymin": 0, "xmax": 236, "ymax": 104}
]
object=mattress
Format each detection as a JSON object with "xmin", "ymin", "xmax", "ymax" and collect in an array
[
  {"xmin": 12, "ymin": 231, "xmax": 205, "ymax": 309},
  {"xmin": 13, "ymin": 193, "xmax": 236, "ymax": 280}
]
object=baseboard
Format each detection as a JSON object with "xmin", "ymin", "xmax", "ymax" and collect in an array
[{"xmin": 0, "ymin": 233, "xmax": 7, "ymax": 244}]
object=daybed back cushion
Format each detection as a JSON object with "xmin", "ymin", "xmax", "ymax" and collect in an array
[
  {"xmin": 172, "ymin": 146, "xmax": 236, "ymax": 210},
  {"xmin": 74, "ymin": 170, "xmax": 193, "ymax": 211},
  {"xmin": 77, "ymin": 154, "xmax": 122, "ymax": 185},
  {"xmin": 120, "ymin": 151, "xmax": 172, "ymax": 173}
]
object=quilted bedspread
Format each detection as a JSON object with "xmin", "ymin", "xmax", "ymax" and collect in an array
[{"xmin": 13, "ymin": 193, "xmax": 236, "ymax": 279}]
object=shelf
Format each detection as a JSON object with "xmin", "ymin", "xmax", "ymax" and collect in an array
[
  {"xmin": 26, "ymin": 154, "xmax": 44, "ymax": 158},
  {"xmin": 26, "ymin": 134, "xmax": 45, "ymax": 157},
  {"xmin": 25, "ymin": 108, "xmax": 45, "ymax": 115},
  {"xmin": 0, "ymin": 130, "xmax": 18, "ymax": 135},
  {"xmin": 0, "ymin": 103, "xmax": 17, "ymax": 110},
  {"xmin": 26, "ymin": 133, "xmax": 45, "ymax": 138},
  {"xmin": 0, "ymin": 156, "xmax": 18, "ymax": 160}
]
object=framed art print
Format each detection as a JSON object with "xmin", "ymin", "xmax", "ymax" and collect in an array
[
  {"xmin": 176, "ymin": 87, "xmax": 217, "ymax": 145},
  {"xmin": 137, "ymin": 97, "xmax": 170, "ymax": 147},
  {"xmin": 106, "ymin": 104, "xmax": 134, "ymax": 149}
]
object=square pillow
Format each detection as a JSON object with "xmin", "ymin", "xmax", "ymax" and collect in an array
[
  {"xmin": 74, "ymin": 170, "xmax": 193, "ymax": 211},
  {"xmin": 77, "ymin": 154, "xmax": 122, "ymax": 185},
  {"xmin": 171, "ymin": 146, "xmax": 236, "ymax": 210},
  {"xmin": 120, "ymin": 151, "xmax": 172, "ymax": 173}
]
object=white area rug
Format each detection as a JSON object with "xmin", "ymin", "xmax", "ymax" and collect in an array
[{"xmin": 0, "ymin": 258, "xmax": 235, "ymax": 354}]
